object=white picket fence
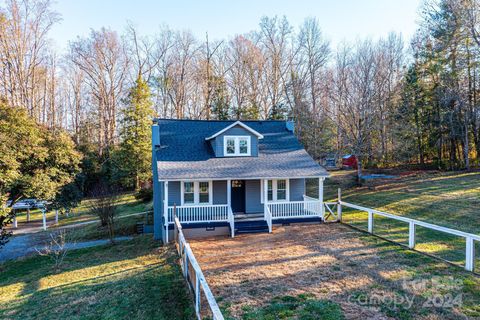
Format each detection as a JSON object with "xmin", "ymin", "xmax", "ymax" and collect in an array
[
  {"xmin": 174, "ymin": 217, "xmax": 224, "ymax": 320},
  {"xmin": 336, "ymin": 189, "xmax": 478, "ymax": 272}
]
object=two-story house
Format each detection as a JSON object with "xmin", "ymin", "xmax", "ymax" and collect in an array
[{"xmin": 151, "ymin": 119, "xmax": 328, "ymax": 243}]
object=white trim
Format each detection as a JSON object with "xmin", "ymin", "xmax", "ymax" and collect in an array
[
  {"xmin": 261, "ymin": 179, "xmax": 290, "ymax": 203},
  {"xmin": 205, "ymin": 121, "xmax": 264, "ymax": 140},
  {"xmin": 159, "ymin": 176, "xmax": 328, "ymax": 182},
  {"xmin": 223, "ymin": 135, "xmax": 251, "ymax": 156},
  {"xmin": 180, "ymin": 180, "xmax": 213, "ymax": 206}
]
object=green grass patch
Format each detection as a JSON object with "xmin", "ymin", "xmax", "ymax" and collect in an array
[
  {"xmin": 0, "ymin": 236, "xmax": 194, "ymax": 320},
  {"xmin": 323, "ymin": 170, "xmax": 480, "ymax": 269},
  {"xmin": 240, "ymin": 294, "xmax": 344, "ymax": 320}
]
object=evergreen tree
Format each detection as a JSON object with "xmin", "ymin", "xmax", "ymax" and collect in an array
[
  {"xmin": 0, "ymin": 100, "xmax": 81, "ymax": 247},
  {"xmin": 118, "ymin": 75, "xmax": 155, "ymax": 190}
]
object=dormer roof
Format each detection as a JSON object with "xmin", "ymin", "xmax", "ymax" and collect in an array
[{"xmin": 205, "ymin": 121, "xmax": 264, "ymax": 140}]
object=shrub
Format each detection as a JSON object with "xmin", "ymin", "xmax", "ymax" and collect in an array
[{"xmin": 135, "ymin": 187, "xmax": 153, "ymax": 202}]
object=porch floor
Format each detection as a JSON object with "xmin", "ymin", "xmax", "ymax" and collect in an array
[
  {"xmin": 188, "ymin": 223, "xmax": 468, "ymax": 320},
  {"xmin": 233, "ymin": 213, "xmax": 264, "ymax": 222}
]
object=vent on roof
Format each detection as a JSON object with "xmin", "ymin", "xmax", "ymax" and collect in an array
[{"xmin": 286, "ymin": 120, "xmax": 294, "ymax": 132}]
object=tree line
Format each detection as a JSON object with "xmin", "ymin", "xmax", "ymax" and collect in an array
[{"xmin": 1, "ymin": 0, "xmax": 480, "ymax": 198}]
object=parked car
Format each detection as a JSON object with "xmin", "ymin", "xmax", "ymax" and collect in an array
[
  {"xmin": 11, "ymin": 200, "xmax": 34, "ymax": 210},
  {"xmin": 7, "ymin": 199, "xmax": 47, "ymax": 210}
]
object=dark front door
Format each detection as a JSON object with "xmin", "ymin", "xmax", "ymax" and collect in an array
[{"xmin": 231, "ymin": 180, "xmax": 245, "ymax": 213}]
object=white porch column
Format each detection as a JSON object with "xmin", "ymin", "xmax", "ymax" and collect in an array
[
  {"xmin": 319, "ymin": 177, "xmax": 324, "ymax": 220},
  {"xmin": 164, "ymin": 181, "xmax": 169, "ymax": 243},
  {"xmin": 227, "ymin": 180, "xmax": 231, "ymax": 208},
  {"xmin": 263, "ymin": 179, "xmax": 268, "ymax": 216}
]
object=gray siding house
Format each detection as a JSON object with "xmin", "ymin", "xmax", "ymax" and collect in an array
[{"xmin": 152, "ymin": 119, "xmax": 328, "ymax": 243}]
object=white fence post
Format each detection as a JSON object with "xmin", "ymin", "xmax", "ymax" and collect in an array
[
  {"xmin": 367, "ymin": 210, "xmax": 373, "ymax": 233},
  {"xmin": 337, "ymin": 188, "xmax": 342, "ymax": 222},
  {"xmin": 13, "ymin": 211, "xmax": 17, "ymax": 228},
  {"xmin": 42, "ymin": 209, "xmax": 47, "ymax": 231},
  {"xmin": 465, "ymin": 237, "xmax": 475, "ymax": 272},
  {"xmin": 184, "ymin": 247, "xmax": 189, "ymax": 278},
  {"xmin": 195, "ymin": 273, "xmax": 201, "ymax": 314},
  {"xmin": 55, "ymin": 209, "xmax": 59, "ymax": 224},
  {"xmin": 408, "ymin": 221, "xmax": 416, "ymax": 249}
]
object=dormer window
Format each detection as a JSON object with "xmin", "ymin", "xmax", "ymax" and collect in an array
[{"xmin": 224, "ymin": 136, "xmax": 251, "ymax": 156}]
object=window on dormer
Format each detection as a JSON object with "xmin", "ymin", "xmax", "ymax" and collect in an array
[
  {"xmin": 226, "ymin": 138, "xmax": 235, "ymax": 155},
  {"xmin": 223, "ymin": 136, "xmax": 251, "ymax": 156}
]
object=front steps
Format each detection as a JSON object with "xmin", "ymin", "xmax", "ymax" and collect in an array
[
  {"xmin": 234, "ymin": 220, "xmax": 269, "ymax": 234},
  {"xmin": 233, "ymin": 213, "xmax": 269, "ymax": 234}
]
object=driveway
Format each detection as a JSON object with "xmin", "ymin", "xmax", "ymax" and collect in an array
[{"xmin": 0, "ymin": 212, "xmax": 147, "ymax": 263}]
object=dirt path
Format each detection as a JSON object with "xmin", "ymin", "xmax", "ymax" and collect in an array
[
  {"xmin": 0, "ymin": 235, "xmax": 133, "ymax": 263},
  {"xmin": 189, "ymin": 223, "xmax": 469, "ymax": 320}
]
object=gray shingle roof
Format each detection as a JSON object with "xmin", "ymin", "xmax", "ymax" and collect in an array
[{"xmin": 155, "ymin": 119, "xmax": 328, "ymax": 180}]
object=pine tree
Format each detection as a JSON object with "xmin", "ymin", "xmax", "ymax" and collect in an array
[{"xmin": 118, "ymin": 75, "xmax": 155, "ymax": 190}]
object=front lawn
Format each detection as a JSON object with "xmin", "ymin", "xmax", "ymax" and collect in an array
[{"xmin": 0, "ymin": 236, "xmax": 194, "ymax": 320}]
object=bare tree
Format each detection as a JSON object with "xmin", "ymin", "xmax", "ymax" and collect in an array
[
  {"xmin": 36, "ymin": 229, "xmax": 73, "ymax": 272},
  {"xmin": 0, "ymin": 0, "xmax": 60, "ymax": 120},
  {"xmin": 257, "ymin": 16, "xmax": 293, "ymax": 118},
  {"xmin": 89, "ymin": 182, "xmax": 119, "ymax": 244},
  {"xmin": 69, "ymin": 28, "xmax": 129, "ymax": 154}
]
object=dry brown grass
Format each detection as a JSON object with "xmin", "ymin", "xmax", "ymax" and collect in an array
[{"xmin": 189, "ymin": 223, "xmax": 476, "ymax": 319}]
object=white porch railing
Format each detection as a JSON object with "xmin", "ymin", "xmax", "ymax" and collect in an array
[
  {"xmin": 268, "ymin": 198, "xmax": 323, "ymax": 220},
  {"xmin": 173, "ymin": 217, "xmax": 224, "ymax": 319},
  {"xmin": 168, "ymin": 204, "xmax": 229, "ymax": 224}
]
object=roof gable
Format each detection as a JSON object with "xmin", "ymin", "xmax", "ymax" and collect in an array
[{"xmin": 205, "ymin": 121, "xmax": 264, "ymax": 140}]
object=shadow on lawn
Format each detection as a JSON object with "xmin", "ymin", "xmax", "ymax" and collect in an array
[
  {"xmin": 0, "ymin": 237, "xmax": 195, "ymax": 320},
  {"xmin": 192, "ymin": 224, "xmax": 479, "ymax": 319},
  {"xmin": 338, "ymin": 173, "xmax": 480, "ymax": 232}
]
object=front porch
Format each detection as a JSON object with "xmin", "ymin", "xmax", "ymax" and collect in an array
[{"xmin": 162, "ymin": 178, "xmax": 328, "ymax": 242}]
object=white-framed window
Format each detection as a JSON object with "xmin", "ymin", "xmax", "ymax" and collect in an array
[
  {"xmin": 183, "ymin": 181, "xmax": 195, "ymax": 204},
  {"xmin": 223, "ymin": 136, "xmax": 251, "ymax": 156},
  {"xmin": 261, "ymin": 179, "xmax": 290, "ymax": 203},
  {"xmin": 181, "ymin": 181, "xmax": 212, "ymax": 205},
  {"xmin": 199, "ymin": 181, "xmax": 210, "ymax": 204}
]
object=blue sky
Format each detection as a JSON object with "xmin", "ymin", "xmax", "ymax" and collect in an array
[{"xmin": 50, "ymin": 0, "xmax": 422, "ymax": 51}]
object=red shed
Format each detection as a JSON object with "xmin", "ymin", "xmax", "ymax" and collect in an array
[{"xmin": 342, "ymin": 154, "xmax": 357, "ymax": 169}]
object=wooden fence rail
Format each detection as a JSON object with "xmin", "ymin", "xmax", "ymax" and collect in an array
[
  {"xmin": 173, "ymin": 217, "xmax": 224, "ymax": 320},
  {"xmin": 336, "ymin": 189, "xmax": 478, "ymax": 272}
]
